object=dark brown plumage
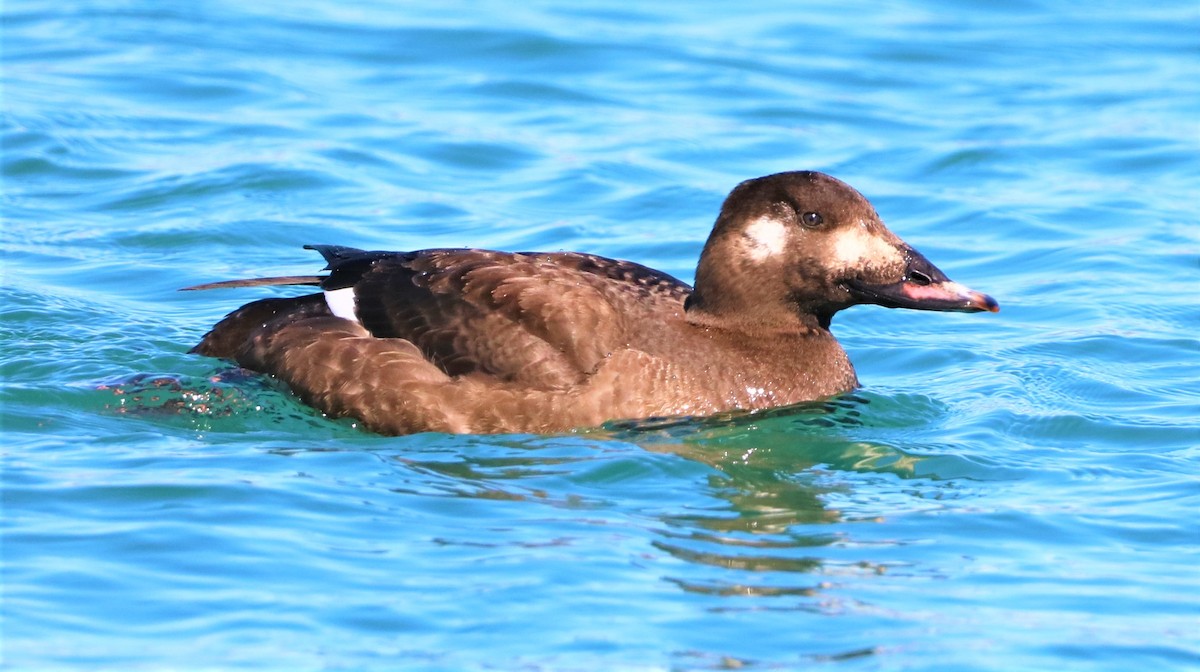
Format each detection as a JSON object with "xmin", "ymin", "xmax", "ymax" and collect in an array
[{"xmin": 187, "ymin": 171, "xmax": 997, "ymax": 435}]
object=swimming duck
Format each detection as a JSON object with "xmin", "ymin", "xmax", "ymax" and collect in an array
[{"xmin": 187, "ymin": 171, "xmax": 997, "ymax": 435}]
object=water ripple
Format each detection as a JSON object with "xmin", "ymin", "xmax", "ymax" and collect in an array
[{"xmin": 5, "ymin": 0, "xmax": 1200, "ymax": 669}]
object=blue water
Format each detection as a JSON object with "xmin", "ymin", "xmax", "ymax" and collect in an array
[{"xmin": 4, "ymin": 0, "xmax": 1199, "ymax": 669}]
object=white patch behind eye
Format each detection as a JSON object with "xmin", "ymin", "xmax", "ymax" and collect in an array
[
  {"xmin": 324, "ymin": 287, "xmax": 360, "ymax": 324},
  {"xmin": 742, "ymin": 216, "xmax": 789, "ymax": 261},
  {"xmin": 832, "ymin": 219, "xmax": 901, "ymax": 270}
]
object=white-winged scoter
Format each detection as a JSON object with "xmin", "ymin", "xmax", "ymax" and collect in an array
[{"xmin": 187, "ymin": 171, "xmax": 998, "ymax": 434}]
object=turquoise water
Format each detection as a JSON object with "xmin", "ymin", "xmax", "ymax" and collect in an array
[{"xmin": 4, "ymin": 0, "xmax": 1199, "ymax": 669}]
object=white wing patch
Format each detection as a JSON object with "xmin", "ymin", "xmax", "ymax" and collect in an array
[
  {"xmin": 324, "ymin": 287, "xmax": 360, "ymax": 324},
  {"xmin": 742, "ymin": 216, "xmax": 789, "ymax": 261}
]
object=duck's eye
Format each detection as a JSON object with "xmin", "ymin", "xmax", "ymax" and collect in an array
[{"xmin": 800, "ymin": 211, "xmax": 823, "ymax": 228}]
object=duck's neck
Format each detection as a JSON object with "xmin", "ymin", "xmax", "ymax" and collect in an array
[
  {"xmin": 683, "ymin": 295, "xmax": 832, "ymax": 336},
  {"xmin": 687, "ymin": 232, "xmax": 838, "ymax": 333}
]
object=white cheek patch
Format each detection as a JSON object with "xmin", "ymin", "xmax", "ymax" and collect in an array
[
  {"xmin": 832, "ymin": 220, "xmax": 902, "ymax": 271},
  {"xmin": 741, "ymin": 216, "xmax": 790, "ymax": 261},
  {"xmin": 323, "ymin": 287, "xmax": 361, "ymax": 324}
]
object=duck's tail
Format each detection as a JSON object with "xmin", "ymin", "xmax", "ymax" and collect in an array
[{"xmin": 180, "ymin": 275, "xmax": 325, "ymax": 291}]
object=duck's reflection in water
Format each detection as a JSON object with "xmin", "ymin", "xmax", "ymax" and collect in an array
[{"xmin": 394, "ymin": 395, "xmax": 923, "ymax": 608}]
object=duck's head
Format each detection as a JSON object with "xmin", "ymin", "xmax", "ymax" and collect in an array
[{"xmin": 686, "ymin": 171, "xmax": 998, "ymax": 330}]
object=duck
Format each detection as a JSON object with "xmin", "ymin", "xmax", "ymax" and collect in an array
[{"xmin": 186, "ymin": 171, "xmax": 997, "ymax": 435}]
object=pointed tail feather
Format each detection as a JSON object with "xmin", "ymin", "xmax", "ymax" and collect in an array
[{"xmin": 180, "ymin": 275, "xmax": 325, "ymax": 291}]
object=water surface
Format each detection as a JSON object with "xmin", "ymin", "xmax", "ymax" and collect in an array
[{"xmin": 3, "ymin": 0, "xmax": 1199, "ymax": 669}]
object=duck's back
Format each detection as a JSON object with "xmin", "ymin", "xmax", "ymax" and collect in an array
[
  {"xmin": 197, "ymin": 246, "xmax": 695, "ymax": 390},
  {"xmin": 345, "ymin": 248, "xmax": 693, "ymax": 387}
]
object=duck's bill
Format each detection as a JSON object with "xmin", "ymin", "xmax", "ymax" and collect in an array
[
  {"xmin": 845, "ymin": 250, "xmax": 999, "ymax": 313},
  {"xmin": 847, "ymin": 278, "xmax": 998, "ymax": 313}
]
